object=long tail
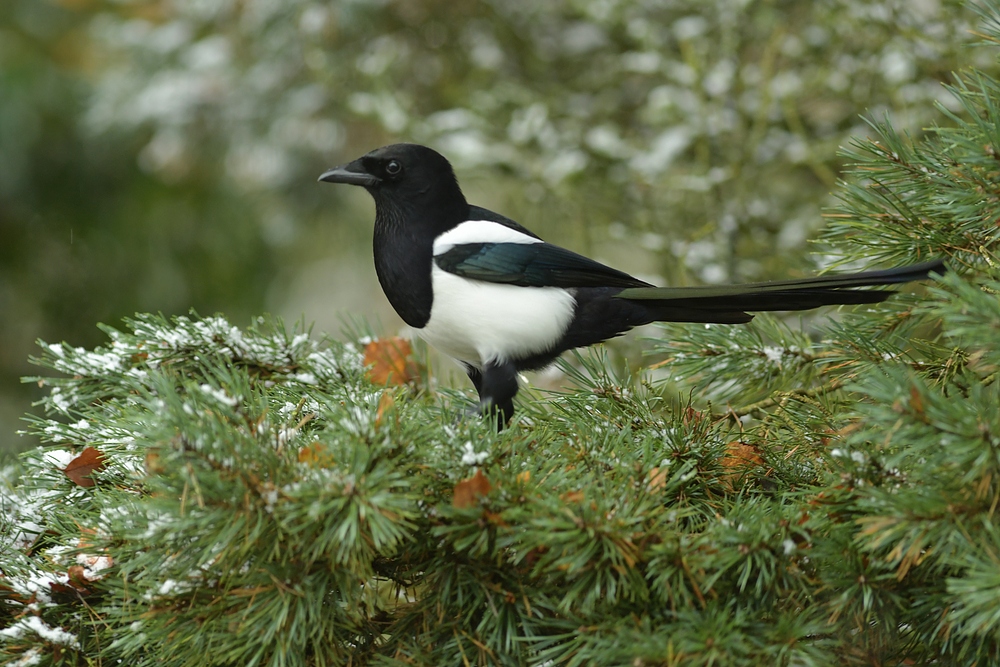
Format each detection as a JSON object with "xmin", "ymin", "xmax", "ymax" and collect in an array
[{"xmin": 616, "ymin": 258, "xmax": 946, "ymax": 324}]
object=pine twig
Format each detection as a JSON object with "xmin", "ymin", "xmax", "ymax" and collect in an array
[{"xmin": 720, "ymin": 377, "xmax": 846, "ymax": 421}]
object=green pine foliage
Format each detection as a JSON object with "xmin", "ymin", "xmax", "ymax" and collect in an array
[{"xmin": 5, "ymin": 6, "xmax": 1000, "ymax": 667}]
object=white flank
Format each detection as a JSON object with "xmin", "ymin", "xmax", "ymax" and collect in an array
[
  {"xmin": 418, "ymin": 265, "xmax": 576, "ymax": 367},
  {"xmin": 432, "ymin": 220, "xmax": 542, "ymax": 255}
]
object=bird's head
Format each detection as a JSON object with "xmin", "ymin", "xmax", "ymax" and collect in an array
[{"xmin": 319, "ymin": 144, "xmax": 467, "ymax": 225}]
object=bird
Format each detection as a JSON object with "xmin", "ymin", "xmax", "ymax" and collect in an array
[{"xmin": 319, "ymin": 143, "xmax": 944, "ymax": 428}]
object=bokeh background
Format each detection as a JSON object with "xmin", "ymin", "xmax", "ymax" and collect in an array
[{"xmin": 0, "ymin": 0, "xmax": 985, "ymax": 452}]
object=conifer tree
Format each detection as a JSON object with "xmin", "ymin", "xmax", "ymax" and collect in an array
[{"xmin": 4, "ymin": 3, "xmax": 1000, "ymax": 665}]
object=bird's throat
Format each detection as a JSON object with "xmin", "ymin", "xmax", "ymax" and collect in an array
[
  {"xmin": 370, "ymin": 191, "xmax": 469, "ymax": 329},
  {"xmin": 372, "ymin": 212, "xmax": 435, "ymax": 329}
]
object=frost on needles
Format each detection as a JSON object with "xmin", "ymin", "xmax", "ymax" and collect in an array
[{"xmin": 5, "ymin": 7, "xmax": 1000, "ymax": 666}]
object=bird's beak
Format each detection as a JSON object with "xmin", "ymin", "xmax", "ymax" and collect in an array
[{"xmin": 317, "ymin": 159, "xmax": 380, "ymax": 187}]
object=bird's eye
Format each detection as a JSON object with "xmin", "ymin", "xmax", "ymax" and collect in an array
[{"xmin": 385, "ymin": 160, "xmax": 402, "ymax": 175}]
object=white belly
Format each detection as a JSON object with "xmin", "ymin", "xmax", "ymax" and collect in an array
[{"xmin": 416, "ymin": 265, "xmax": 577, "ymax": 368}]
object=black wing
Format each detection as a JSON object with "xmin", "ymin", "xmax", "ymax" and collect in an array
[{"xmin": 435, "ymin": 242, "xmax": 653, "ymax": 289}]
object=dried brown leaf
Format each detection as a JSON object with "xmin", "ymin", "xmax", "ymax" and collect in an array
[
  {"xmin": 364, "ymin": 337, "xmax": 419, "ymax": 386},
  {"xmin": 67, "ymin": 565, "xmax": 91, "ymax": 592},
  {"xmin": 646, "ymin": 467, "xmax": 669, "ymax": 492},
  {"xmin": 721, "ymin": 441, "xmax": 764, "ymax": 470},
  {"xmin": 298, "ymin": 442, "xmax": 335, "ymax": 467},
  {"xmin": 720, "ymin": 441, "xmax": 764, "ymax": 490},
  {"xmin": 374, "ymin": 393, "xmax": 396, "ymax": 430},
  {"xmin": 453, "ymin": 469, "xmax": 492, "ymax": 509},
  {"xmin": 63, "ymin": 447, "xmax": 106, "ymax": 488}
]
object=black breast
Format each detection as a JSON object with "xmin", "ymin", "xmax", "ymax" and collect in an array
[{"xmin": 372, "ymin": 216, "xmax": 434, "ymax": 328}]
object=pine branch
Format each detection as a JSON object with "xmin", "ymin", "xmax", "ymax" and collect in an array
[
  {"xmin": 721, "ymin": 376, "xmax": 846, "ymax": 421},
  {"xmin": 5, "ymin": 4, "xmax": 1000, "ymax": 665}
]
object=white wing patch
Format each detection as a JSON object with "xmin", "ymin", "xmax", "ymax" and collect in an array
[
  {"xmin": 417, "ymin": 265, "xmax": 576, "ymax": 367},
  {"xmin": 432, "ymin": 220, "xmax": 542, "ymax": 256}
]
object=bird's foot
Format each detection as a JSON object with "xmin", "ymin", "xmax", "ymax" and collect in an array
[{"xmin": 458, "ymin": 400, "xmax": 510, "ymax": 431}]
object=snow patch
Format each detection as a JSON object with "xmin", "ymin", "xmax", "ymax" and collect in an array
[
  {"xmin": 0, "ymin": 616, "xmax": 81, "ymax": 649},
  {"xmin": 460, "ymin": 442, "xmax": 489, "ymax": 466},
  {"xmin": 199, "ymin": 384, "xmax": 238, "ymax": 407}
]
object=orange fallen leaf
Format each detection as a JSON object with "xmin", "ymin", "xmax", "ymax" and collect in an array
[
  {"xmin": 721, "ymin": 441, "xmax": 764, "ymax": 470},
  {"xmin": 48, "ymin": 581, "xmax": 78, "ymax": 597},
  {"xmin": 453, "ymin": 469, "xmax": 492, "ymax": 509},
  {"xmin": 646, "ymin": 467, "xmax": 669, "ymax": 492},
  {"xmin": 560, "ymin": 490, "xmax": 585, "ymax": 503},
  {"xmin": 837, "ymin": 421, "xmax": 862, "ymax": 437},
  {"xmin": 76, "ymin": 527, "xmax": 98, "ymax": 550},
  {"xmin": 364, "ymin": 337, "xmax": 419, "ymax": 386},
  {"xmin": 909, "ymin": 386, "xmax": 924, "ymax": 416},
  {"xmin": 484, "ymin": 510, "xmax": 509, "ymax": 527},
  {"xmin": 298, "ymin": 442, "xmax": 335, "ymax": 467},
  {"xmin": 374, "ymin": 393, "xmax": 396, "ymax": 430},
  {"xmin": 516, "ymin": 470, "xmax": 531, "ymax": 484},
  {"xmin": 720, "ymin": 441, "xmax": 764, "ymax": 490},
  {"xmin": 67, "ymin": 565, "xmax": 91, "ymax": 592},
  {"xmin": 78, "ymin": 553, "xmax": 113, "ymax": 572},
  {"xmin": 145, "ymin": 450, "xmax": 164, "ymax": 475},
  {"xmin": 63, "ymin": 447, "xmax": 106, "ymax": 487}
]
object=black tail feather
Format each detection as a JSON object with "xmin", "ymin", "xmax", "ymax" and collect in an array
[{"xmin": 618, "ymin": 258, "xmax": 944, "ymax": 322}]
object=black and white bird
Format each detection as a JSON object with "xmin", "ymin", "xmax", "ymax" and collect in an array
[{"xmin": 319, "ymin": 143, "xmax": 943, "ymax": 427}]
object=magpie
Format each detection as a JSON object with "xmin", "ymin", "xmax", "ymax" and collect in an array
[{"xmin": 319, "ymin": 143, "xmax": 944, "ymax": 427}]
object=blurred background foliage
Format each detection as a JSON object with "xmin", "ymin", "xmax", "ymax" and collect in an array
[{"xmin": 0, "ymin": 0, "xmax": 985, "ymax": 452}]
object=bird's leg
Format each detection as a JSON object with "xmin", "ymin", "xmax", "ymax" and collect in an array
[
  {"xmin": 469, "ymin": 361, "xmax": 518, "ymax": 430},
  {"xmin": 463, "ymin": 364, "xmax": 484, "ymax": 395},
  {"xmin": 461, "ymin": 365, "xmax": 493, "ymax": 421}
]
